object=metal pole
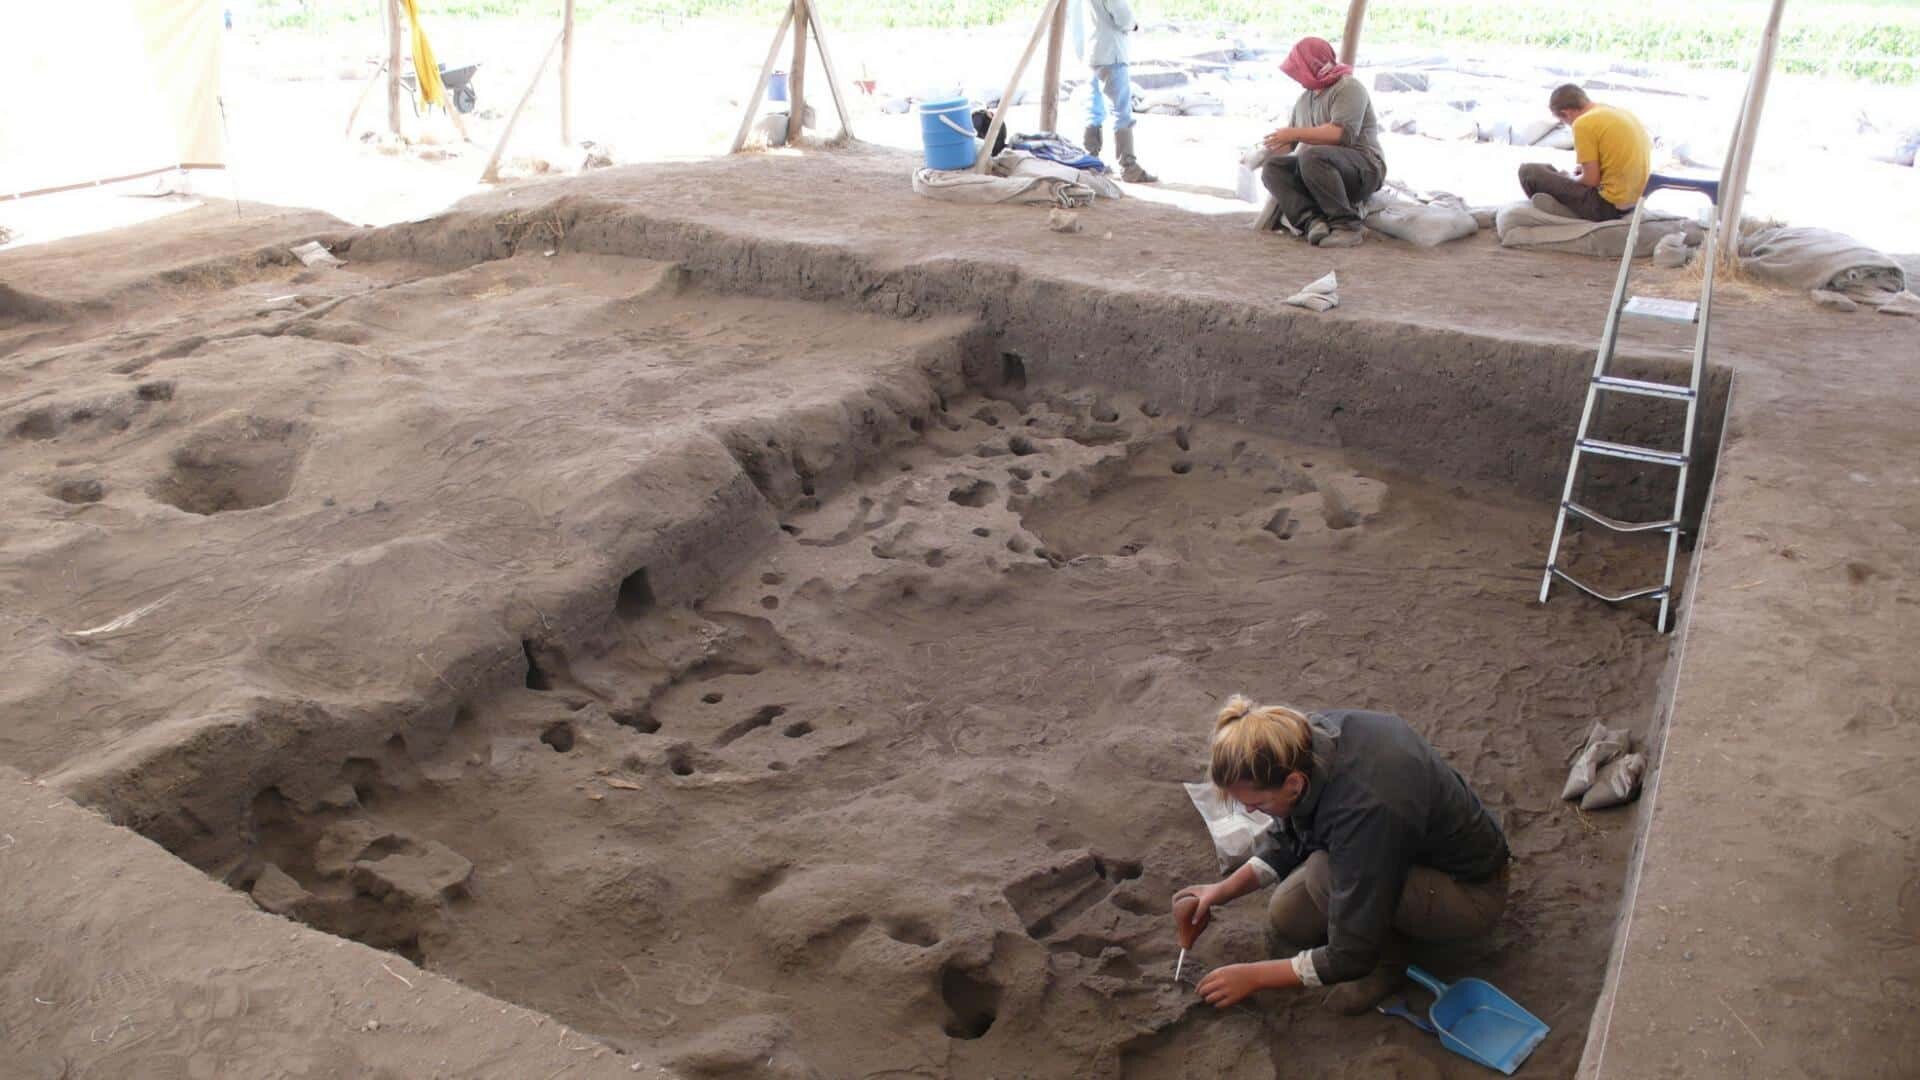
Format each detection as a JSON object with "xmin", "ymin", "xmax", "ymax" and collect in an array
[
  {"xmin": 561, "ymin": 0, "xmax": 576, "ymax": 146},
  {"xmin": 1715, "ymin": 0, "xmax": 1786, "ymax": 263}
]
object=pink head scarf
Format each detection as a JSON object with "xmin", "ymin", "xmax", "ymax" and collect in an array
[{"xmin": 1281, "ymin": 36, "xmax": 1352, "ymax": 91}]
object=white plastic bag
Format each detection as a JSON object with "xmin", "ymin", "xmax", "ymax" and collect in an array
[{"xmin": 1184, "ymin": 781, "xmax": 1274, "ymax": 874}]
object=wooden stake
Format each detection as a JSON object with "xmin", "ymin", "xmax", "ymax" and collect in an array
[
  {"xmin": 789, "ymin": 0, "xmax": 812, "ymax": 142},
  {"xmin": 1040, "ymin": 0, "xmax": 1067, "ymax": 134},
  {"xmin": 804, "ymin": 3, "xmax": 856, "ymax": 139},
  {"xmin": 1715, "ymin": 0, "xmax": 1785, "ymax": 262},
  {"xmin": 480, "ymin": 30, "xmax": 564, "ymax": 183},
  {"xmin": 1339, "ymin": 0, "xmax": 1368, "ymax": 66},
  {"xmin": 387, "ymin": 0, "xmax": 403, "ymax": 135},
  {"xmin": 561, "ymin": 0, "xmax": 576, "ymax": 147},
  {"xmin": 346, "ymin": 60, "xmax": 387, "ymax": 138},
  {"xmin": 976, "ymin": 0, "xmax": 1064, "ymax": 172},
  {"xmin": 731, "ymin": 5, "xmax": 797, "ymax": 152}
]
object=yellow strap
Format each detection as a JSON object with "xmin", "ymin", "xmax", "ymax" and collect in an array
[{"xmin": 401, "ymin": 0, "xmax": 445, "ymax": 106}]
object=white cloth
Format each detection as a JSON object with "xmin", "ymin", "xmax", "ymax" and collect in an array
[
  {"xmin": 1737, "ymin": 225, "xmax": 1909, "ymax": 304},
  {"xmin": 2, "ymin": 0, "xmax": 227, "ymax": 198},
  {"xmin": 1494, "ymin": 202, "xmax": 1698, "ymax": 259},
  {"xmin": 995, "ymin": 152, "xmax": 1122, "ymax": 200},
  {"xmin": 1183, "ymin": 781, "xmax": 1274, "ymax": 873},
  {"xmin": 1285, "ymin": 271, "xmax": 1339, "ymax": 313},
  {"xmin": 1878, "ymin": 290, "xmax": 1920, "ymax": 318},
  {"xmin": 1292, "ymin": 951, "xmax": 1323, "ymax": 988},
  {"xmin": 913, "ymin": 167, "xmax": 1091, "ymax": 207}
]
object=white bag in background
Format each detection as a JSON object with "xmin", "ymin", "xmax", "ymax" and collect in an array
[{"xmin": 1184, "ymin": 780, "xmax": 1274, "ymax": 874}]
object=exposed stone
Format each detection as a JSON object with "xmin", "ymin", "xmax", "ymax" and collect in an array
[
  {"xmin": 1322, "ymin": 475, "xmax": 1390, "ymax": 529},
  {"xmin": 349, "ymin": 838, "xmax": 474, "ymax": 905},
  {"xmin": 251, "ymin": 863, "xmax": 313, "ymax": 916},
  {"xmin": 314, "ymin": 819, "xmax": 403, "ymax": 878}
]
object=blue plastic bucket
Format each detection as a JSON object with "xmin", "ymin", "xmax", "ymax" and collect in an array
[
  {"xmin": 768, "ymin": 71, "xmax": 789, "ymax": 103},
  {"xmin": 918, "ymin": 98, "xmax": 978, "ymax": 171}
]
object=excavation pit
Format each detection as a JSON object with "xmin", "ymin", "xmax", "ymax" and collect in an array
[{"xmin": 0, "ymin": 178, "xmax": 1777, "ymax": 1078}]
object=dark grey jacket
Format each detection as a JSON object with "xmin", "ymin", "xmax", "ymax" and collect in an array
[{"xmin": 1249, "ymin": 709, "xmax": 1509, "ymax": 985}]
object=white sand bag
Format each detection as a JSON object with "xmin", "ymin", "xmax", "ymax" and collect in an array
[
  {"xmin": 1284, "ymin": 271, "xmax": 1339, "ymax": 313},
  {"xmin": 1562, "ymin": 720, "xmax": 1629, "ymax": 800},
  {"xmin": 1184, "ymin": 781, "xmax": 1274, "ymax": 874},
  {"xmin": 1581, "ymin": 752, "xmax": 1647, "ymax": 811},
  {"xmin": 1363, "ymin": 200, "xmax": 1478, "ymax": 247}
]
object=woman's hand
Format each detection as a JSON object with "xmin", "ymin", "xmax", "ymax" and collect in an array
[
  {"xmin": 1171, "ymin": 883, "xmax": 1224, "ymax": 947},
  {"xmin": 1197, "ymin": 962, "xmax": 1274, "ymax": 1008}
]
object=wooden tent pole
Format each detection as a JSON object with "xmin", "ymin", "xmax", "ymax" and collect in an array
[
  {"xmin": 387, "ymin": 0, "xmax": 404, "ymax": 134},
  {"xmin": 805, "ymin": 3, "xmax": 856, "ymax": 139},
  {"xmin": 1715, "ymin": 0, "xmax": 1786, "ymax": 262},
  {"xmin": 731, "ymin": 5, "xmax": 798, "ymax": 153},
  {"xmin": 1339, "ymin": 0, "xmax": 1369, "ymax": 66},
  {"xmin": 561, "ymin": 0, "xmax": 576, "ymax": 146},
  {"xmin": 788, "ymin": 1, "xmax": 812, "ymax": 142},
  {"xmin": 480, "ymin": 30, "xmax": 564, "ymax": 183},
  {"xmin": 976, "ymin": 0, "xmax": 1064, "ymax": 172},
  {"xmin": 346, "ymin": 60, "xmax": 387, "ymax": 138},
  {"xmin": 1040, "ymin": 0, "xmax": 1067, "ymax": 134}
]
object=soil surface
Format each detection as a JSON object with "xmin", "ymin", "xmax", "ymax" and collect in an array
[
  {"xmin": 1, "ymin": 197, "xmax": 1673, "ymax": 1077},
  {"xmin": 3, "ymin": 141, "xmax": 1916, "ymax": 1077}
]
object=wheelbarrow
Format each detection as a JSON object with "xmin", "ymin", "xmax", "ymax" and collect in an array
[
  {"xmin": 1378, "ymin": 965, "xmax": 1550, "ymax": 1075},
  {"xmin": 400, "ymin": 62, "xmax": 480, "ymax": 115}
]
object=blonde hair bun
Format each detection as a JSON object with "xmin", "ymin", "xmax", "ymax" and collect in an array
[{"xmin": 1209, "ymin": 696, "xmax": 1314, "ymax": 790}]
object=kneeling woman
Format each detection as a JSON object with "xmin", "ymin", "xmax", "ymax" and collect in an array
[{"xmin": 1177, "ymin": 696, "xmax": 1511, "ymax": 1014}]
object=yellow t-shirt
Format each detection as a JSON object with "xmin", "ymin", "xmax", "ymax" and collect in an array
[{"xmin": 1573, "ymin": 105, "xmax": 1652, "ymax": 209}]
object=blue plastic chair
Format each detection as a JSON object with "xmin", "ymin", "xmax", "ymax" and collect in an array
[{"xmin": 1377, "ymin": 966, "xmax": 1550, "ymax": 1075}]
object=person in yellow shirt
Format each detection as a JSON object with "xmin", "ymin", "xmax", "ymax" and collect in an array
[{"xmin": 1516, "ymin": 85, "xmax": 1651, "ymax": 222}]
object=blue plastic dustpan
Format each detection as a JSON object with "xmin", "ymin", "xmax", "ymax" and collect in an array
[{"xmin": 1377, "ymin": 965, "xmax": 1550, "ymax": 1075}]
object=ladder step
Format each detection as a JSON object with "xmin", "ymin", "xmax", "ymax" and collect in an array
[
  {"xmin": 1564, "ymin": 501, "xmax": 1678, "ymax": 533},
  {"xmin": 1576, "ymin": 437, "xmax": 1687, "ymax": 467},
  {"xmin": 1548, "ymin": 566, "xmax": 1669, "ymax": 604},
  {"xmin": 1624, "ymin": 296, "xmax": 1699, "ymax": 324},
  {"xmin": 1593, "ymin": 374, "xmax": 1695, "ymax": 401}
]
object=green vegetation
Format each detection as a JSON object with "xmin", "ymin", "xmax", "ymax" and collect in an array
[{"xmin": 250, "ymin": 0, "xmax": 1920, "ymax": 83}]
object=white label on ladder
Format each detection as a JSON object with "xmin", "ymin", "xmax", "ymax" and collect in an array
[{"xmin": 1624, "ymin": 296, "xmax": 1699, "ymax": 323}]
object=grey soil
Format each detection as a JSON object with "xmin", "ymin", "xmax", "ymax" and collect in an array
[{"xmin": 12, "ymin": 143, "xmax": 1914, "ymax": 1077}]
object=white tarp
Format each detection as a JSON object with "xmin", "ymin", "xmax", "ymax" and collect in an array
[{"xmin": 0, "ymin": 0, "xmax": 226, "ymax": 199}]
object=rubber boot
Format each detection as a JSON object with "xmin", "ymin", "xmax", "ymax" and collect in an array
[
  {"xmin": 1115, "ymin": 128, "xmax": 1157, "ymax": 184},
  {"xmin": 1083, "ymin": 125, "xmax": 1104, "ymax": 161},
  {"xmin": 1323, "ymin": 964, "xmax": 1408, "ymax": 1015}
]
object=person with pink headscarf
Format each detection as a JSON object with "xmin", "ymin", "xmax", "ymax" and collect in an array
[{"xmin": 1258, "ymin": 36, "xmax": 1385, "ymax": 248}]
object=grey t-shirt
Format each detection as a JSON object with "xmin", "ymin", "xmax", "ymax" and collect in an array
[{"xmin": 1289, "ymin": 76, "xmax": 1385, "ymax": 168}]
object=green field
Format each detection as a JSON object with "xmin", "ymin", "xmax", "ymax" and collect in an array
[{"xmin": 252, "ymin": 0, "xmax": 1920, "ymax": 82}]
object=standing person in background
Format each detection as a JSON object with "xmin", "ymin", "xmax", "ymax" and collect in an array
[
  {"xmin": 1517, "ymin": 85, "xmax": 1651, "ymax": 222},
  {"xmin": 1259, "ymin": 36, "xmax": 1386, "ymax": 248},
  {"xmin": 1078, "ymin": 0, "xmax": 1157, "ymax": 183}
]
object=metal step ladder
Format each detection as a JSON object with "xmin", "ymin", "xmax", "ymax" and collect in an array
[{"xmin": 1539, "ymin": 173, "xmax": 1721, "ymax": 633}]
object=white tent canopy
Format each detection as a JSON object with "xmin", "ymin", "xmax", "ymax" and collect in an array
[{"xmin": 1, "ymin": 0, "xmax": 226, "ymax": 200}]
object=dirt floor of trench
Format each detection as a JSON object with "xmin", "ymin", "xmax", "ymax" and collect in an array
[
  {"xmin": 1, "ymin": 225, "xmax": 1679, "ymax": 1077},
  {"xmin": 231, "ymin": 392, "xmax": 1669, "ymax": 1079}
]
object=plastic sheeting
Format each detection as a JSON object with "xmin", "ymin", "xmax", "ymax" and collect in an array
[{"xmin": 1, "ymin": 0, "xmax": 225, "ymax": 199}]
